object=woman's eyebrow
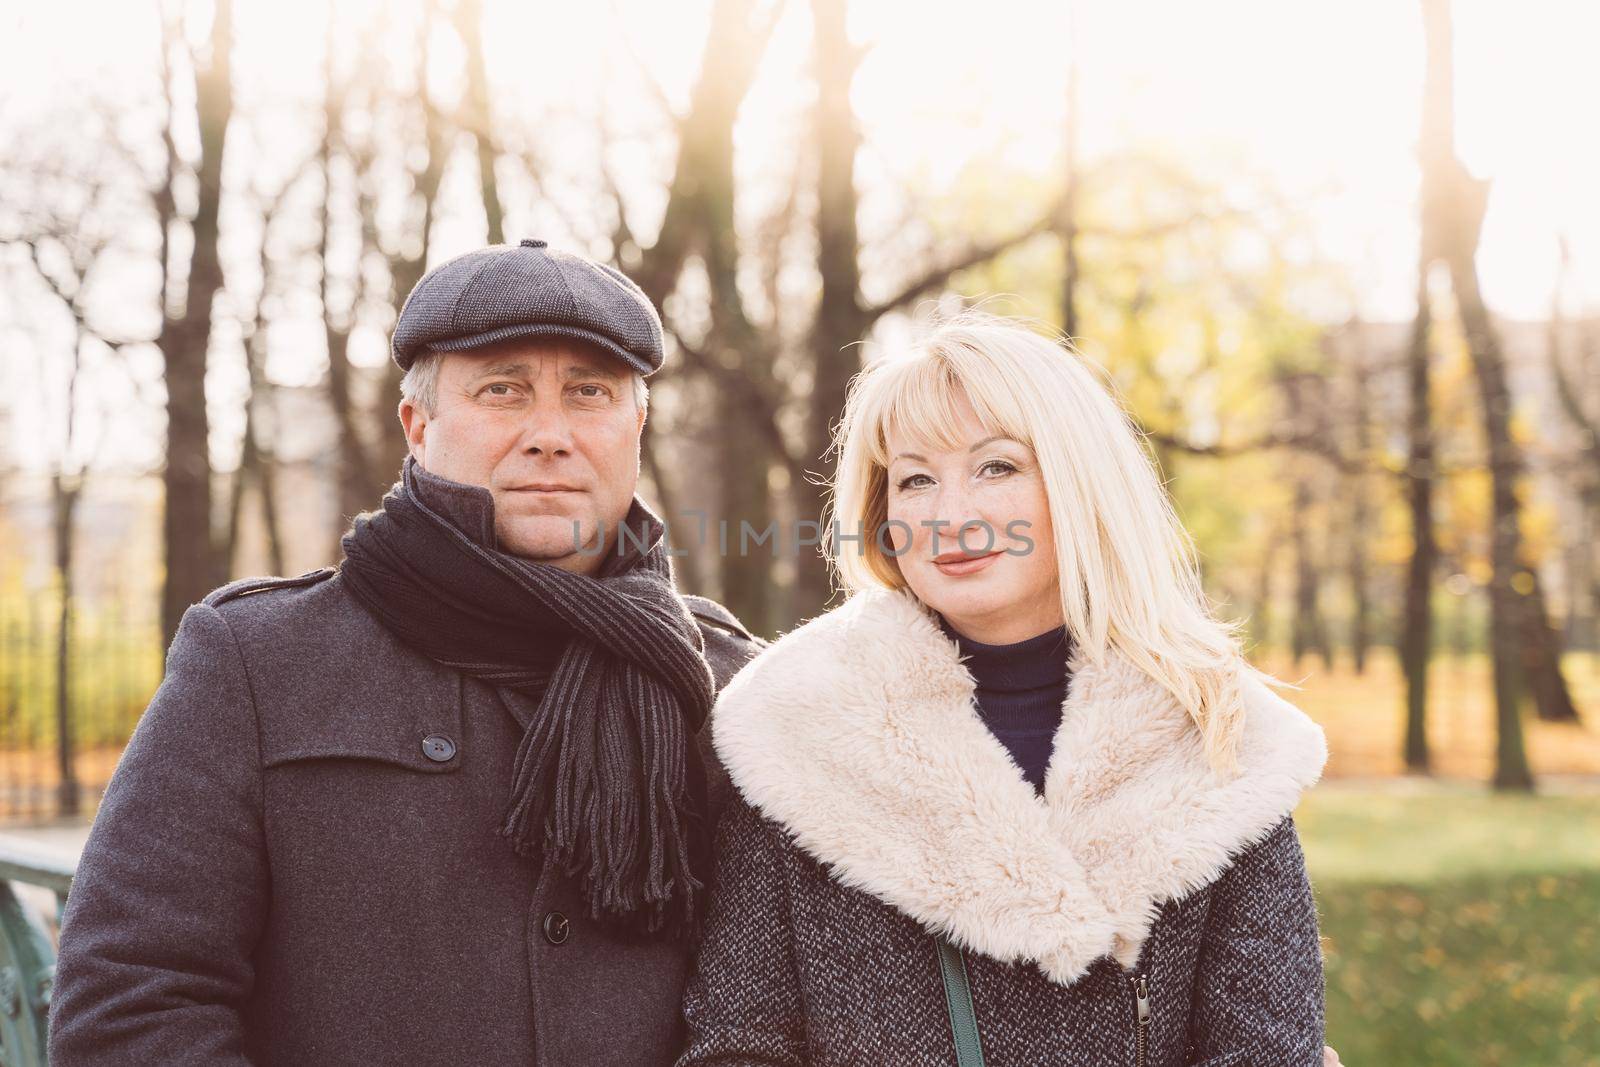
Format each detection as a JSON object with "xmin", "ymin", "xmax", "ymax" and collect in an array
[{"xmin": 893, "ymin": 437, "xmax": 1020, "ymax": 463}]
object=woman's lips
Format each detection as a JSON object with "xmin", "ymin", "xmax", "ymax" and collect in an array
[{"xmin": 932, "ymin": 551, "xmax": 1002, "ymax": 576}]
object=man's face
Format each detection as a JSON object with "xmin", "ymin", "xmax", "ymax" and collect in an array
[{"xmin": 399, "ymin": 338, "xmax": 646, "ymax": 575}]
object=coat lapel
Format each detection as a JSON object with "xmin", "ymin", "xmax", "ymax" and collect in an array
[{"xmin": 711, "ymin": 586, "xmax": 1327, "ymax": 986}]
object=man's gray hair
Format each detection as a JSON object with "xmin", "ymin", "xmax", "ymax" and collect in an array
[{"xmin": 400, "ymin": 348, "xmax": 648, "ymax": 416}]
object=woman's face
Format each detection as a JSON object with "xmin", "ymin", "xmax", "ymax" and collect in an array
[{"xmin": 882, "ymin": 390, "xmax": 1063, "ymax": 644}]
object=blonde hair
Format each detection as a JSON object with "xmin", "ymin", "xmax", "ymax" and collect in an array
[{"xmin": 826, "ymin": 310, "xmax": 1279, "ymax": 772}]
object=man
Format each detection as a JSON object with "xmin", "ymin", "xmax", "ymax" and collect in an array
[{"xmin": 49, "ymin": 239, "xmax": 765, "ymax": 1066}]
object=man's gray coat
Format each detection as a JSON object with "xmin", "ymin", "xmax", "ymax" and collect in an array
[{"xmin": 48, "ymin": 568, "xmax": 763, "ymax": 1067}]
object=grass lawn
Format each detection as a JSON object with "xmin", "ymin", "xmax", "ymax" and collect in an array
[{"xmin": 1299, "ymin": 783, "xmax": 1600, "ymax": 1067}]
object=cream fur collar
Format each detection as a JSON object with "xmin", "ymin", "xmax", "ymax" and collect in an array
[{"xmin": 711, "ymin": 587, "xmax": 1327, "ymax": 986}]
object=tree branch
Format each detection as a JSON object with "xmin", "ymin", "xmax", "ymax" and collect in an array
[
  {"xmin": 860, "ymin": 215, "xmax": 1055, "ymax": 324},
  {"xmin": 664, "ymin": 323, "xmax": 805, "ymax": 480}
]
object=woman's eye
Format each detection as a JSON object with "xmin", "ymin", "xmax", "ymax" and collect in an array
[
  {"xmin": 896, "ymin": 473, "xmax": 932, "ymax": 491},
  {"xmin": 980, "ymin": 460, "xmax": 1017, "ymax": 477}
]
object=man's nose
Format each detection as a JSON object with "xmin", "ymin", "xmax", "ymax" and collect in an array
[{"xmin": 521, "ymin": 399, "xmax": 575, "ymax": 455}]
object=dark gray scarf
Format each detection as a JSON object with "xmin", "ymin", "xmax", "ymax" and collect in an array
[{"xmin": 339, "ymin": 457, "xmax": 715, "ymax": 941}]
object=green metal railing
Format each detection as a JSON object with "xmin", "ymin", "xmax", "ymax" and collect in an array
[{"xmin": 0, "ymin": 840, "xmax": 73, "ymax": 1067}]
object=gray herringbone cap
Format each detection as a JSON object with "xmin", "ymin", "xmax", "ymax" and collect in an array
[{"xmin": 390, "ymin": 239, "xmax": 665, "ymax": 375}]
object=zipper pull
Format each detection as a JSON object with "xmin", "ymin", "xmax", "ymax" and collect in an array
[{"xmin": 1130, "ymin": 972, "xmax": 1151, "ymax": 1066}]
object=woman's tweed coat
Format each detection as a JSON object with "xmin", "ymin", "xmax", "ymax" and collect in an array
[{"xmin": 678, "ymin": 587, "xmax": 1329, "ymax": 1067}]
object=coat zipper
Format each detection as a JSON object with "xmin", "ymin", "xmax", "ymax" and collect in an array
[{"xmin": 1130, "ymin": 972, "xmax": 1151, "ymax": 1067}]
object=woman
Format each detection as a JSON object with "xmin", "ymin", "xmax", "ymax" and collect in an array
[{"xmin": 677, "ymin": 312, "xmax": 1331, "ymax": 1066}]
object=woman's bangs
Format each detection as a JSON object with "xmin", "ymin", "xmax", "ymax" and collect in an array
[{"xmin": 866, "ymin": 355, "xmax": 1025, "ymax": 467}]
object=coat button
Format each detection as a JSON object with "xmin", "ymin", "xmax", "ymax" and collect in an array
[
  {"xmin": 421, "ymin": 735, "xmax": 457, "ymax": 763},
  {"xmin": 542, "ymin": 911, "xmax": 570, "ymax": 945}
]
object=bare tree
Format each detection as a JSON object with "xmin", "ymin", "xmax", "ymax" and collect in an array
[
  {"xmin": 627, "ymin": 0, "xmax": 787, "ymax": 628},
  {"xmin": 1249, "ymin": 517, "xmax": 1283, "ymax": 655},
  {"xmin": 456, "ymin": 0, "xmax": 506, "ymax": 245},
  {"xmin": 1547, "ymin": 237, "xmax": 1600, "ymax": 653},
  {"xmin": 625, "ymin": 0, "xmax": 779, "ymax": 311},
  {"xmin": 798, "ymin": 0, "xmax": 869, "ymax": 618},
  {"xmin": 1057, "ymin": 0, "xmax": 1082, "ymax": 340},
  {"xmin": 1341, "ymin": 325, "xmax": 1375, "ymax": 675},
  {"xmin": 1400, "ymin": 260, "xmax": 1438, "ymax": 772},
  {"xmin": 156, "ymin": 0, "xmax": 236, "ymax": 651},
  {"xmin": 7, "ymin": 226, "xmax": 130, "ymax": 816},
  {"xmin": 1281, "ymin": 372, "xmax": 1333, "ymax": 671},
  {"xmin": 1422, "ymin": 0, "xmax": 1554, "ymax": 788},
  {"xmin": 368, "ymin": 1, "xmax": 453, "ymax": 505},
  {"xmin": 317, "ymin": 8, "xmax": 379, "ymax": 540},
  {"xmin": 223, "ymin": 174, "xmax": 302, "ymax": 577}
]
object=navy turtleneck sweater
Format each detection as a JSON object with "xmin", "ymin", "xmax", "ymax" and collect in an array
[{"xmin": 939, "ymin": 616, "xmax": 1072, "ymax": 795}]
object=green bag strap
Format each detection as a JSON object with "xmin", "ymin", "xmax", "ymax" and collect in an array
[{"xmin": 935, "ymin": 935, "xmax": 987, "ymax": 1067}]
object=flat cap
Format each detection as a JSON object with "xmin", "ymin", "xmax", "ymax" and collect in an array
[{"xmin": 390, "ymin": 239, "xmax": 665, "ymax": 376}]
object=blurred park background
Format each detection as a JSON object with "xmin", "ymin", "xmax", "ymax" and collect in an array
[{"xmin": 1, "ymin": 0, "xmax": 1598, "ymax": 1062}]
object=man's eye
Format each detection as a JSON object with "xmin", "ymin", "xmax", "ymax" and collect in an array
[
  {"xmin": 574, "ymin": 384, "xmax": 608, "ymax": 398},
  {"xmin": 485, "ymin": 383, "xmax": 516, "ymax": 396}
]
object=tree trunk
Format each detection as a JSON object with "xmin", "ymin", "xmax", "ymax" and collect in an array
[
  {"xmin": 1249, "ymin": 521, "xmax": 1281, "ymax": 655},
  {"xmin": 373, "ymin": 4, "xmax": 450, "ymax": 504},
  {"xmin": 713, "ymin": 385, "xmax": 775, "ymax": 630},
  {"xmin": 160, "ymin": 0, "xmax": 234, "ymax": 653},
  {"xmin": 1570, "ymin": 484, "xmax": 1600, "ymax": 653},
  {"xmin": 224, "ymin": 399, "xmax": 256, "ymax": 576},
  {"xmin": 228, "ymin": 209, "xmax": 287, "ymax": 577},
  {"xmin": 224, "ymin": 353, "xmax": 285, "ymax": 578},
  {"xmin": 1442, "ymin": 234, "xmax": 1580, "ymax": 724},
  {"xmin": 622, "ymin": 0, "xmax": 778, "ymax": 627},
  {"xmin": 799, "ymin": 0, "xmax": 867, "ymax": 620},
  {"xmin": 1545, "ymin": 244, "xmax": 1600, "ymax": 657},
  {"xmin": 697, "ymin": 0, "xmax": 775, "ymax": 632},
  {"xmin": 320, "ymin": 9, "xmax": 375, "ymax": 541},
  {"xmin": 1440, "ymin": 158, "xmax": 1574, "ymax": 735},
  {"xmin": 1515, "ymin": 575, "xmax": 1580, "ymax": 721},
  {"xmin": 457, "ymin": 0, "xmax": 505, "ymax": 244},
  {"xmin": 1289, "ymin": 472, "xmax": 1328, "ymax": 670},
  {"xmin": 1058, "ymin": 1, "xmax": 1081, "ymax": 340},
  {"xmin": 640, "ymin": 414, "xmax": 703, "ymax": 594},
  {"xmin": 1401, "ymin": 266, "xmax": 1437, "ymax": 773},
  {"xmin": 1421, "ymin": 0, "xmax": 1539, "ymax": 788},
  {"xmin": 1283, "ymin": 375, "xmax": 1330, "ymax": 670},
  {"xmin": 259, "ymin": 425, "xmax": 287, "ymax": 577},
  {"xmin": 52, "ymin": 472, "xmax": 82, "ymax": 817},
  {"xmin": 1345, "ymin": 334, "xmax": 1373, "ymax": 675}
]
